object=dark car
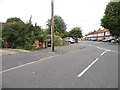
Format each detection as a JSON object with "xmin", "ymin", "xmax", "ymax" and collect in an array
[
  {"xmin": 116, "ymin": 39, "xmax": 120, "ymax": 43},
  {"xmin": 47, "ymin": 39, "xmax": 51, "ymax": 47},
  {"xmin": 44, "ymin": 38, "xmax": 51, "ymax": 47}
]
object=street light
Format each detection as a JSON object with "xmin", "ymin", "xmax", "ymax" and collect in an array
[{"xmin": 51, "ymin": 0, "xmax": 54, "ymax": 52}]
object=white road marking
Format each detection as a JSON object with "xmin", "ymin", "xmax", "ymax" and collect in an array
[
  {"xmin": 77, "ymin": 57, "xmax": 99, "ymax": 78},
  {"xmin": 0, "ymin": 55, "xmax": 59, "ymax": 74},
  {"xmin": 111, "ymin": 51, "xmax": 120, "ymax": 54},
  {"xmin": 101, "ymin": 50, "xmax": 108, "ymax": 56},
  {"xmin": 90, "ymin": 45, "xmax": 119, "ymax": 54},
  {"xmin": 77, "ymin": 50, "xmax": 108, "ymax": 78},
  {"xmin": 77, "ymin": 44, "xmax": 118, "ymax": 78}
]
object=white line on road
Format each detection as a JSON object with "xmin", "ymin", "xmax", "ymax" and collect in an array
[
  {"xmin": 77, "ymin": 58, "xmax": 99, "ymax": 78},
  {"xmin": 78, "ymin": 44, "xmax": 118, "ymax": 78},
  {"xmin": 101, "ymin": 50, "xmax": 110, "ymax": 56},
  {"xmin": 90, "ymin": 45, "xmax": 119, "ymax": 54},
  {"xmin": 77, "ymin": 50, "xmax": 107, "ymax": 78},
  {"xmin": 0, "ymin": 54, "xmax": 59, "ymax": 74}
]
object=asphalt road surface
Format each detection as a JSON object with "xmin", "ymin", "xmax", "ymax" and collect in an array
[{"xmin": 1, "ymin": 41, "xmax": 119, "ymax": 88}]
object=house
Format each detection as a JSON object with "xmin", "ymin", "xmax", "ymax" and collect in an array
[{"xmin": 85, "ymin": 29, "xmax": 113, "ymax": 41}]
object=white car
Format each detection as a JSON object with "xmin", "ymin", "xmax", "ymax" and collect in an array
[{"xmin": 63, "ymin": 37, "xmax": 75, "ymax": 43}]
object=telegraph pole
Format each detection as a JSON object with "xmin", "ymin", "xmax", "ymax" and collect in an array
[{"xmin": 51, "ymin": 0, "xmax": 54, "ymax": 52}]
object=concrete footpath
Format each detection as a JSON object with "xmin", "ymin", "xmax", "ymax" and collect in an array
[
  {"xmin": 0, "ymin": 49, "xmax": 30, "ymax": 56},
  {"xmin": 1, "ymin": 43, "xmax": 88, "ymax": 56},
  {"xmin": 2, "ymin": 43, "xmax": 89, "ymax": 71}
]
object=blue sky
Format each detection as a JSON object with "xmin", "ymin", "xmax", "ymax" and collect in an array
[{"xmin": 0, "ymin": 0, "xmax": 110, "ymax": 35}]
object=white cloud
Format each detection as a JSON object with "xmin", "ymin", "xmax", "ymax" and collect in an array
[{"xmin": 0, "ymin": 0, "xmax": 110, "ymax": 35}]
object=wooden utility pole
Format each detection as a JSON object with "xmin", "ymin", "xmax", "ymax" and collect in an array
[{"xmin": 51, "ymin": 0, "xmax": 54, "ymax": 52}]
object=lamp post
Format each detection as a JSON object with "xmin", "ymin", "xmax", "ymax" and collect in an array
[{"xmin": 51, "ymin": 0, "xmax": 54, "ymax": 52}]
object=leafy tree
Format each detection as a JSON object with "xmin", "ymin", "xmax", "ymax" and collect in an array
[
  {"xmin": 46, "ymin": 15, "xmax": 67, "ymax": 38},
  {"xmin": 6, "ymin": 17, "xmax": 22, "ymax": 23},
  {"xmin": 2, "ymin": 17, "xmax": 44, "ymax": 49},
  {"xmin": 2, "ymin": 21, "xmax": 26, "ymax": 48},
  {"xmin": 69, "ymin": 27, "xmax": 82, "ymax": 38},
  {"xmin": 69, "ymin": 27, "xmax": 82, "ymax": 42},
  {"xmin": 101, "ymin": 1, "xmax": 120, "ymax": 37}
]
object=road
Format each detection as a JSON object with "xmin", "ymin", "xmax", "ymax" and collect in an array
[{"xmin": 1, "ymin": 41, "xmax": 119, "ymax": 88}]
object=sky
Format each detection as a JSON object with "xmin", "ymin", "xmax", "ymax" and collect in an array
[{"xmin": 0, "ymin": 0, "xmax": 110, "ymax": 35}]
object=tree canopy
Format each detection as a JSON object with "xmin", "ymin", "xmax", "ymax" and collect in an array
[
  {"xmin": 69, "ymin": 27, "xmax": 82, "ymax": 38},
  {"xmin": 101, "ymin": 1, "xmax": 120, "ymax": 37},
  {"xmin": 2, "ymin": 17, "xmax": 44, "ymax": 49},
  {"xmin": 6, "ymin": 17, "xmax": 22, "ymax": 23},
  {"xmin": 46, "ymin": 15, "xmax": 67, "ymax": 38}
]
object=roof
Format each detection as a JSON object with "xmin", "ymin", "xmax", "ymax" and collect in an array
[{"xmin": 85, "ymin": 29, "xmax": 109, "ymax": 36}]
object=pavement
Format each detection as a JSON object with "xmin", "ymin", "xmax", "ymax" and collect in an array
[
  {"xmin": 1, "ymin": 41, "xmax": 119, "ymax": 88},
  {"xmin": 2, "ymin": 43, "xmax": 88, "ymax": 71},
  {"xmin": 0, "ymin": 49, "xmax": 30, "ymax": 56}
]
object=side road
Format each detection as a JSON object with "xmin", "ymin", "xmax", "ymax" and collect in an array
[{"xmin": 2, "ymin": 43, "xmax": 89, "ymax": 71}]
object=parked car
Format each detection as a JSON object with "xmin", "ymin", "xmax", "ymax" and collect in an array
[
  {"xmin": 116, "ymin": 39, "xmax": 120, "ymax": 43},
  {"xmin": 111, "ymin": 39, "xmax": 115, "ymax": 43},
  {"xmin": 91, "ymin": 38, "xmax": 97, "ymax": 41},
  {"xmin": 63, "ymin": 37, "xmax": 75, "ymax": 43},
  {"xmin": 47, "ymin": 39, "xmax": 51, "ymax": 47},
  {"xmin": 107, "ymin": 39, "xmax": 115, "ymax": 42},
  {"xmin": 102, "ymin": 38, "xmax": 108, "ymax": 42},
  {"xmin": 45, "ymin": 38, "xmax": 51, "ymax": 47},
  {"xmin": 97, "ymin": 39, "xmax": 104, "ymax": 42}
]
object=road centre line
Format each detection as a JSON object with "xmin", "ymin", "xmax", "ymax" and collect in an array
[
  {"xmin": 89, "ymin": 44, "xmax": 119, "ymax": 54},
  {"xmin": 77, "ymin": 58, "xmax": 99, "ymax": 78},
  {"xmin": 77, "ymin": 50, "xmax": 108, "ymax": 78},
  {"xmin": 101, "ymin": 50, "xmax": 110, "ymax": 56},
  {"xmin": 78, "ymin": 44, "xmax": 118, "ymax": 78},
  {"xmin": 0, "ymin": 54, "xmax": 60, "ymax": 74}
]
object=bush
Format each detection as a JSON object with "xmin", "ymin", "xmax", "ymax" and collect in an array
[
  {"xmin": 54, "ymin": 35, "xmax": 63, "ymax": 46},
  {"xmin": 45, "ymin": 34, "xmax": 63, "ymax": 46}
]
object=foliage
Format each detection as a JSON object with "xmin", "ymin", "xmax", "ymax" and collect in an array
[
  {"xmin": 69, "ymin": 27, "xmax": 82, "ymax": 38},
  {"xmin": 6, "ymin": 17, "xmax": 22, "ymax": 23},
  {"xmin": 2, "ymin": 23, "xmax": 21, "ymax": 48},
  {"xmin": 54, "ymin": 35, "xmax": 63, "ymax": 46},
  {"xmin": 46, "ymin": 15, "xmax": 67, "ymax": 38},
  {"xmin": 2, "ymin": 17, "xmax": 44, "ymax": 49},
  {"xmin": 2, "ymin": 16, "xmax": 83, "ymax": 50},
  {"xmin": 45, "ymin": 34, "xmax": 63, "ymax": 46},
  {"xmin": 101, "ymin": 1, "xmax": 120, "ymax": 37}
]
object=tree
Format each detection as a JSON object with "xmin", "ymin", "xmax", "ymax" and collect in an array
[
  {"xmin": 101, "ymin": 1, "xmax": 120, "ymax": 37},
  {"xmin": 6, "ymin": 17, "xmax": 22, "ymax": 23},
  {"xmin": 2, "ymin": 20, "xmax": 26, "ymax": 48},
  {"xmin": 2, "ymin": 17, "xmax": 44, "ymax": 49},
  {"xmin": 69, "ymin": 27, "xmax": 82, "ymax": 42},
  {"xmin": 46, "ymin": 15, "xmax": 67, "ymax": 38},
  {"xmin": 69, "ymin": 27, "xmax": 82, "ymax": 38}
]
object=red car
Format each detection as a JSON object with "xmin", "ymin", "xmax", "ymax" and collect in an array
[{"xmin": 97, "ymin": 39, "xmax": 104, "ymax": 42}]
